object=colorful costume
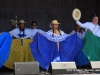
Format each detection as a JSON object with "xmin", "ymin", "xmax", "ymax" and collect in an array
[
  {"xmin": 4, "ymin": 39, "xmax": 34, "ymax": 69},
  {"xmin": 30, "ymin": 30, "xmax": 88, "ymax": 70},
  {"xmin": 76, "ymin": 20, "xmax": 100, "ymax": 61},
  {"xmin": 4, "ymin": 28, "xmax": 34, "ymax": 69},
  {"xmin": 0, "ymin": 32, "xmax": 12, "ymax": 68},
  {"xmin": 82, "ymin": 30, "xmax": 100, "ymax": 61},
  {"xmin": 9, "ymin": 28, "xmax": 33, "ymax": 39}
]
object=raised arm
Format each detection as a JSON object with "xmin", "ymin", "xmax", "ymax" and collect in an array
[{"xmin": 76, "ymin": 21, "xmax": 86, "ymax": 28}]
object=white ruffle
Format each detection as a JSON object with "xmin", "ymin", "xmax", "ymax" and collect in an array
[
  {"xmin": 44, "ymin": 30, "xmax": 69, "ymax": 42},
  {"xmin": 9, "ymin": 28, "xmax": 33, "ymax": 39}
]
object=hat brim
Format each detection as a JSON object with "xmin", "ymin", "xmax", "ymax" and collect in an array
[
  {"xmin": 51, "ymin": 23, "xmax": 60, "ymax": 25},
  {"xmin": 18, "ymin": 22, "xmax": 27, "ymax": 23},
  {"xmin": 72, "ymin": 8, "xmax": 81, "ymax": 21},
  {"xmin": 10, "ymin": 20, "xmax": 15, "ymax": 21}
]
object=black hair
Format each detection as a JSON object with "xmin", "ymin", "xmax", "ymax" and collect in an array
[
  {"xmin": 74, "ymin": 25, "xmax": 79, "ymax": 31},
  {"xmin": 31, "ymin": 21, "xmax": 37, "ymax": 26},
  {"xmin": 52, "ymin": 28, "xmax": 62, "ymax": 37}
]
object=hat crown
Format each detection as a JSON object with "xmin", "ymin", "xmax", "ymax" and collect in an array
[
  {"xmin": 19, "ymin": 20, "xmax": 26, "ymax": 23},
  {"xmin": 10, "ymin": 20, "xmax": 15, "ymax": 22},
  {"xmin": 72, "ymin": 8, "xmax": 81, "ymax": 21},
  {"xmin": 51, "ymin": 20, "xmax": 60, "ymax": 24}
]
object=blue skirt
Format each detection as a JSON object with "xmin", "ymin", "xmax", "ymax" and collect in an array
[
  {"xmin": 0, "ymin": 32, "xmax": 12, "ymax": 67},
  {"xmin": 30, "ymin": 33, "xmax": 88, "ymax": 70}
]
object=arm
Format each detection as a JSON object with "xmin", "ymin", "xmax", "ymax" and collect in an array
[
  {"xmin": 76, "ymin": 21, "xmax": 87, "ymax": 29},
  {"xmin": 9, "ymin": 28, "xmax": 19, "ymax": 38},
  {"xmin": 70, "ymin": 30, "xmax": 76, "ymax": 35},
  {"xmin": 37, "ymin": 29, "xmax": 46, "ymax": 35},
  {"xmin": 81, "ymin": 31, "xmax": 86, "ymax": 39},
  {"xmin": 9, "ymin": 30, "xmax": 14, "ymax": 37}
]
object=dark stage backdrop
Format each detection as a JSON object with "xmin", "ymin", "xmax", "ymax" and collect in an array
[{"xmin": 0, "ymin": 0, "xmax": 99, "ymax": 33}]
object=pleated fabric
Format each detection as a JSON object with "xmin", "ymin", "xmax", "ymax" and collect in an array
[
  {"xmin": 82, "ymin": 30, "xmax": 100, "ymax": 61},
  {"xmin": 0, "ymin": 32, "xmax": 12, "ymax": 68},
  {"xmin": 30, "ymin": 33, "xmax": 88, "ymax": 70},
  {"xmin": 4, "ymin": 39, "xmax": 34, "ymax": 69}
]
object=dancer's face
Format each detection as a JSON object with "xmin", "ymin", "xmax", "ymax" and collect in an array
[
  {"xmin": 52, "ymin": 24, "xmax": 58, "ymax": 29},
  {"xmin": 92, "ymin": 16, "xmax": 98, "ymax": 25},
  {"xmin": 32, "ymin": 23, "xmax": 37, "ymax": 29},
  {"xmin": 18, "ymin": 23, "xmax": 25, "ymax": 29}
]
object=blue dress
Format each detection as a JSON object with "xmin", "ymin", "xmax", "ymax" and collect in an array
[
  {"xmin": 0, "ymin": 32, "xmax": 12, "ymax": 67},
  {"xmin": 30, "ymin": 30, "xmax": 88, "ymax": 70}
]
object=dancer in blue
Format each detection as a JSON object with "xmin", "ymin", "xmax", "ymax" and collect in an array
[
  {"xmin": 0, "ymin": 32, "xmax": 12, "ymax": 68},
  {"xmin": 30, "ymin": 20, "xmax": 88, "ymax": 70}
]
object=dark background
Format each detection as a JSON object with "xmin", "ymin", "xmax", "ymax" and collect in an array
[{"xmin": 0, "ymin": 0, "xmax": 99, "ymax": 33}]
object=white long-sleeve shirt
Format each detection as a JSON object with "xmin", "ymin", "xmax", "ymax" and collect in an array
[
  {"xmin": 70, "ymin": 30, "xmax": 85, "ymax": 39},
  {"xmin": 9, "ymin": 28, "xmax": 33, "ymax": 39},
  {"xmin": 46, "ymin": 30, "xmax": 65, "ymax": 37},
  {"xmin": 76, "ymin": 21, "xmax": 100, "ymax": 37},
  {"xmin": 29, "ymin": 29, "xmax": 46, "ymax": 36}
]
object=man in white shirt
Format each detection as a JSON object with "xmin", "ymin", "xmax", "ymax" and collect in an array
[{"xmin": 76, "ymin": 16, "xmax": 100, "ymax": 37}]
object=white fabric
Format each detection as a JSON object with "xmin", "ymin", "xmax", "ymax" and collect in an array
[
  {"xmin": 70, "ymin": 30, "xmax": 85, "ymax": 39},
  {"xmin": 43, "ymin": 30, "xmax": 70, "ymax": 42},
  {"xmin": 9, "ymin": 28, "xmax": 33, "ymax": 39},
  {"xmin": 76, "ymin": 21, "xmax": 100, "ymax": 37},
  {"xmin": 29, "ymin": 29, "xmax": 46, "ymax": 36},
  {"xmin": 46, "ymin": 30, "xmax": 65, "ymax": 37}
]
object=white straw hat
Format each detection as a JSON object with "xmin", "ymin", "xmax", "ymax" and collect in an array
[
  {"xmin": 51, "ymin": 20, "xmax": 60, "ymax": 25},
  {"xmin": 18, "ymin": 20, "xmax": 26, "ymax": 23},
  {"xmin": 72, "ymin": 8, "xmax": 81, "ymax": 21}
]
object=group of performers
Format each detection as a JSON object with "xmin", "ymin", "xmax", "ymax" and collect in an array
[{"xmin": 0, "ymin": 14, "xmax": 100, "ymax": 74}]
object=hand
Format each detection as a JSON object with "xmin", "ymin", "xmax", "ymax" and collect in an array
[{"xmin": 88, "ymin": 29, "xmax": 92, "ymax": 33}]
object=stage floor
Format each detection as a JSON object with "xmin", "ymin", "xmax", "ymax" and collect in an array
[
  {"xmin": 0, "ymin": 64, "xmax": 91, "ymax": 75},
  {"xmin": 0, "ymin": 66, "xmax": 51, "ymax": 75}
]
